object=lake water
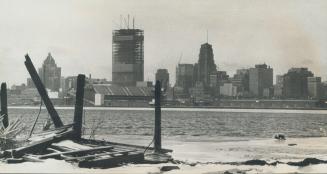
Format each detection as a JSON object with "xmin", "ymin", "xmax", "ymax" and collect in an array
[{"xmin": 7, "ymin": 107, "xmax": 327, "ymax": 139}]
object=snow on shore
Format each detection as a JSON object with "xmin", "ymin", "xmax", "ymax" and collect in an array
[{"xmin": 3, "ymin": 136, "xmax": 327, "ymax": 173}]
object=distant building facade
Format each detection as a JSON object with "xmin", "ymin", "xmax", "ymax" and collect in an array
[
  {"xmin": 231, "ymin": 69, "xmax": 249, "ymax": 96},
  {"xmin": 38, "ymin": 53, "xmax": 61, "ymax": 92},
  {"xmin": 283, "ymin": 68, "xmax": 313, "ymax": 99},
  {"xmin": 307, "ymin": 77, "xmax": 322, "ymax": 99},
  {"xmin": 155, "ymin": 69, "xmax": 169, "ymax": 91},
  {"xmin": 249, "ymin": 64, "xmax": 273, "ymax": 97},
  {"xmin": 220, "ymin": 83, "xmax": 237, "ymax": 97},
  {"xmin": 274, "ymin": 75, "xmax": 284, "ymax": 97},
  {"xmin": 175, "ymin": 64, "xmax": 194, "ymax": 94},
  {"xmin": 112, "ymin": 28, "xmax": 144, "ymax": 86}
]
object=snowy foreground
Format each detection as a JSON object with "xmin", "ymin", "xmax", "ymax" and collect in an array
[{"xmin": 2, "ymin": 136, "xmax": 327, "ymax": 173}]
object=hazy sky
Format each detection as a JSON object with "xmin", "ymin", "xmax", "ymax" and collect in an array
[{"xmin": 0, "ymin": 0, "xmax": 327, "ymax": 87}]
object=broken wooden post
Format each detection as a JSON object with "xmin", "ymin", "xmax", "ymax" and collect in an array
[
  {"xmin": 24, "ymin": 54, "xmax": 63, "ymax": 128},
  {"xmin": 1, "ymin": 83, "xmax": 8, "ymax": 128},
  {"xmin": 154, "ymin": 80, "xmax": 162, "ymax": 152},
  {"xmin": 73, "ymin": 74, "xmax": 86, "ymax": 139}
]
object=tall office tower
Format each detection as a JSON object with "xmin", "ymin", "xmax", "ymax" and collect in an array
[
  {"xmin": 38, "ymin": 53, "xmax": 61, "ymax": 92},
  {"xmin": 176, "ymin": 64, "xmax": 194, "ymax": 94},
  {"xmin": 155, "ymin": 69, "xmax": 169, "ymax": 91},
  {"xmin": 249, "ymin": 64, "xmax": 273, "ymax": 97},
  {"xmin": 196, "ymin": 43, "xmax": 217, "ymax": 88},
  {"xmin": 112, "ymin": 26, "xmax": 144, "ymax": 86},
  {"xmin": 283, "ymin": 68, "xmax": 313, "ymax": 99}
]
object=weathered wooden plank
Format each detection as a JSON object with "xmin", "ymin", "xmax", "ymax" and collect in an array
[
  {"xmin": 79, "ymin": 138, "xmax": 173, "ymax": 153},
  {"xmin": 64, "ymin": 150, "xmax": 136, "ymax": 161},
  {"xmin": 24, "ymin": 54, "xmax": 63, "ymax": 128},
  {"xmin": 78, "ymin": 152, "xmax": 144, "ymax": 168},
  {"xmin": 73, "ymin": 74, "xmax": 85, "ymax": 139},
  {"xmin": 8, "ymin": 129, "xmax": 74, "ymax": 158},
  {"xmin": 38, "ymin": 145, "xmax": 114, "ymax": 159}
]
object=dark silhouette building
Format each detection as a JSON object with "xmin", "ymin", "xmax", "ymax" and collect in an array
[
  {"xmin": 283, "ymin": 68, "xmax": 313, "ymax": 99},
  {"xmin": 155, "ymin": 69, "xmax": 169, "ymax": 91},
  {"xmin": 112, "ymin": 28, "xmax": 144, "ymax": 86},
  {"xmin": 196, "ymin": 43, "xmax": 217, "ymax": 88},
  {"xmin": 176, "ymin": 64, "xmax": 194, "ymax": 94},
  {"xmin": 38, "ymin": 53, "xmax": 61, "ymax": 92}
]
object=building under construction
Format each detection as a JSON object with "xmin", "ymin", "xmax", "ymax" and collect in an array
[{"xmin": 112, "ymin": 22, "xmax": 144, "ymax": 86}]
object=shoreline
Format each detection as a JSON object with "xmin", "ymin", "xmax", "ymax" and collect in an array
[{"xmin": 7, "ymin": 105, "xmax": 327, "ymax": 113}]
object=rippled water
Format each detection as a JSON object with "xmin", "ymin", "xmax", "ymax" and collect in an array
[{"xmin": 7, "ymin": 107, "xmax": 327, "ymax": 138}]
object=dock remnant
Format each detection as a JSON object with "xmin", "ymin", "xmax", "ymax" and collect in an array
[
  {"xmin": 154, "ymin": 80, "xmax": 162, "ymax": 152},
  {"xmin": 0, "ymin": 54, "xmax": 172, "ymax": 168},
  {"xmin": 1, "ymin": 83, "xmax": 8, "ymax": 128},
  {"xmin": 24, "ymin": 54, "xmax": 63, "ymax": 128},
  {"xmin": 73, "ymin": 74, "xmax": 86, "ymax": 139}
]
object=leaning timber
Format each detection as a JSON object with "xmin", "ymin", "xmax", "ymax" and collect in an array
[
  {"xmin": 25, "ymin": 54, "xmax": 64, "ymax": 128},
  {"xmin": 0, "ymin": 54, "xmax": 172, "ymax": 168}
]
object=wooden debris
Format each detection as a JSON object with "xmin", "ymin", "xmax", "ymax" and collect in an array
[{"xmin": 38, "ymin": 145, "xmax": 114, "ymax": 159}]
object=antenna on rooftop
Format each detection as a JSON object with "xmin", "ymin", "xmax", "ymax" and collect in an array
[
  {"xmin": 206, "ymin": 29, "xmax": 209, "ymax": 43},
  {"xmin": 133, "ymin": 17, "xmax": 135, "ymax": 29},
  {"xmin": 128, "ymin": 14, "xmax": 130, "ymax": 29}
]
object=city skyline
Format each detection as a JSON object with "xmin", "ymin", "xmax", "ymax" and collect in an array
[{"xmin": 0, "ymin": 0, "xmax": 327, "ymax": 86}]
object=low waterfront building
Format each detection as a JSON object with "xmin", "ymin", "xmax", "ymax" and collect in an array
[{"xmin": 84, "ymin": 84, "xmax": 153, "ymax": 106}]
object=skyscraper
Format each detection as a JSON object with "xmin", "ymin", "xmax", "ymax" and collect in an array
[
  {"xmin": 176, "ymin": 64, "xmax": 194, "ymax": 94},
  {"xmin": 249, "ymin": 64, "xmax": 273, "ymax": 97},
  {"xmin": 283, "ymin": 68, "xmax": 313, "ymax": 99},
  {"xmin": 196, "ymin": 43, "xmax": 217, "ymax": 88},
  {"xmin": 38, "ymin": 53, "xmax": 61, "ymax": 92},
  {"xmin": 112, "ymin": 28, "xmax": 144, "ymax": 86},
  {"xmin": 155, "ymin": 69, "xmax": 169, "ymax": 91}
]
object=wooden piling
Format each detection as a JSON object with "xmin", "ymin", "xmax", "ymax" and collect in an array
[
  {"xmin": 73, "ymin": 74, "xmax": 86, "ymax": 139},
  {"xmin": 24, "ymin": 54, "xmax": 63, "ymax": 128},
  {"xmin": 154, "ymin": 80, "xmax": 162, "ymax": 152},
  {"xmin": 1, "ymin": 83, "xmax": 8, "ymax": 128}
]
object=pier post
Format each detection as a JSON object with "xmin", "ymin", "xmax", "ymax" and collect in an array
[
  {"xmin": 24, "ymin": 54, "xmax": 64, "ymax": 128},
  {"xmin": 154, "ymin": 80, "xmax": 162, "ymax": 152},
  {"xmin": 1, "ymin": 83, "xmax": 8, "ymax": 128},
  {"xmin": 73, "ymin": 74, "xmax": 86, "ymax": 139}
]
